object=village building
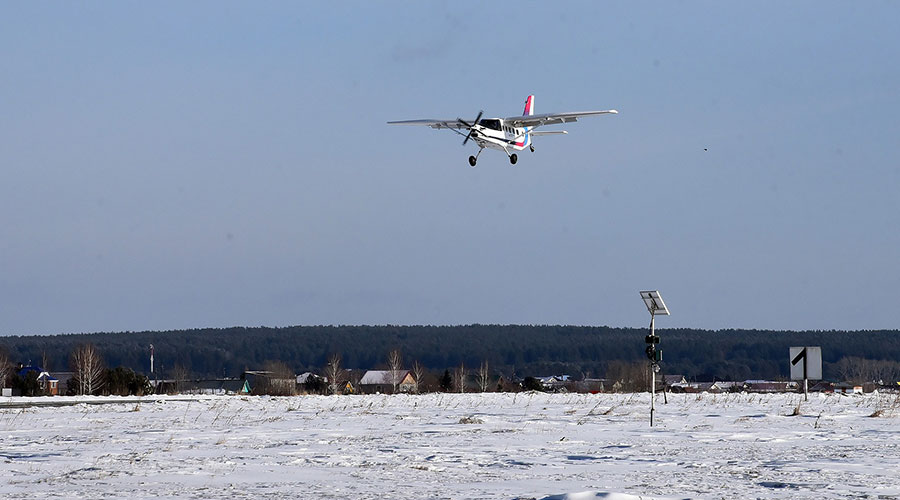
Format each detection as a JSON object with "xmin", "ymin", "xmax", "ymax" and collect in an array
[
  {"xmin": 710, "ymin": 381, "xmax": 745, "ymax": 392},
  {"xmin": 15, "ymin": 365, "xmax": 59, "ymax": 396},
  {"xmin": 834, "ymin": 382, "xmax": 864, "ymax": 394},
  {"xmin": 185, "ymin": 379, "xmax": 251, "ymax": 396},
  {"xmin": 575, "ymin": 378, "xmax": 609, "ymax": 393},
  {"xmin": 242, "ymin": 370, "xmax": 296, "ymax": 395},
  {"xmin": 536, "ymin": 375, "xmax": 571, "ymax": 392},
  {"xmin": 359, "ymin": 370, "xmax": 416, "ymax": 394},
  {"xmin": 664, "ymin": 375, "xmax": 687, "ymax": 388},
  {"xmin": 744, "ymin": 380, "xmax": 799, "ymax": 393}
]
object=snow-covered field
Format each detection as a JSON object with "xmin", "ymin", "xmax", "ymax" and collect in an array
[{"xmin": 1, "ymin": 392, "xmax": 898, "ymax": 499}]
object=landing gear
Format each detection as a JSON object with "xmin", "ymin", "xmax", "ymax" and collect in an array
[
  {"xmin": 468, "ymin": 148, "xmax": 484, "ymax": 167},
  {"xmin": 530, "ymin": 144, "xmax": 535, "ymax": 153},
  {"xmin": 509, "ymin": 153, "xmax": 518, "ymax": 165}
]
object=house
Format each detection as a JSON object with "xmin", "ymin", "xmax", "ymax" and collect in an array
[
  {"xmin": 668, "ymin": 381, "xmax": 740, "ymax": 393},
  {"xmin": 576, "ymin": 378, "xmax": 608, "ymax": 393},
  {"xmin": 810, "ymin": 381, "xmax": 835, "ymax": 393},
  {"xmin": 296, "ymin": 372, "xmax": 320, "ymax": 385},
  {"xmin": 710, "ymin": 381, "xmax": 746, "ymax": 393},
  {"xmin": 320, "ymin": 369, "xmax": 357, "ymax": 394},
  {"xmin": 187, "ymin": 379, "xmax": 251, "ymax": 395},
  {"xmin": 53, "ymin": 371, "xmax": 75, "ymax": 395},
  {"xmin": 745, "ymin": 380, "xmax": 798, "ymax": 393},
  {"xmin": 537, "ymin": 375, "xmax": 571, "ymax": 392},
  {"xmin": 834, "ymin": 382, "xmax": 863, "ymax": 394},
  {"xmin": 296, "ymin": 372, "xmax": 327, "ymax": 394},
  {"xmin": 694, "ymin": 382, "xmax": 717, "ymax": 393},
  {"xmin": 243, "ymin": 370, "xmax": 296, "ymax": 395},
  {"xmin": 16, "ymin": 365, "xmax": 59, "ymax": 396},
  {"xmin": 358, "ymin": 370, "xmax": 416, "ymax": 394},
  {"xmin": 664, "ymin": 375, "xmax": 686, "ymax": 388}
]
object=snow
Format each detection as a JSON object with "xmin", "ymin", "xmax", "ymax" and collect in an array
[{"xmin": 1, "ymin": 392, "xmax": 898, "ymax": 499}]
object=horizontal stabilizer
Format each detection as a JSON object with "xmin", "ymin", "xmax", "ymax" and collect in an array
[{"xmin": 531, "ymin": 130, "xmax": 568, "ymax": 136}]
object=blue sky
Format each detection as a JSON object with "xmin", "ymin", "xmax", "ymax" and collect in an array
[{"xmin": 2, "ymin": 2, "xmax": 899, "ymax": 335}]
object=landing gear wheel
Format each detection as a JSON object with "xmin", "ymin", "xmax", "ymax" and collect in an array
[
  {"xmin": 509, "ymin": 153, "xmax": 518, "ymax": 165},
  {"xmin": 530, "ymin": 144, "xmax": 535, "ymax": 153},
  {"xmin": 468, "ymin": 155, "xmax": 477, "ymax": 167}
]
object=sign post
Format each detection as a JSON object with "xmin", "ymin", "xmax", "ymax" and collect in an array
[
  {"xmin": 640, "ymin": 291, "xmax": 669, "ymax": 427},
  {"xmin": 790, "ymin": 346, "xmax": 822, "ymax": 401}
]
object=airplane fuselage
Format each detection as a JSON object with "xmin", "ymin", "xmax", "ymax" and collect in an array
[{"xmin": 469, "ymin": 118, "xmax": 531, "ymax": 152}]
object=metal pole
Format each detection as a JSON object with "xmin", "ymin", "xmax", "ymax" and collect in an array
[
  {"xmin": 650, "ymin": 313, "xmax": 655, "ymax": 427},
  {"xmin": 803, "ymin": 347, "xmax": 808, "ymax": 402},
  {"xmin": 150, "ymin": 344, "xmax": 155, "ymax": 395}
]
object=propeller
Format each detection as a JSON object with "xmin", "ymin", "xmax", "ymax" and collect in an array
[{"xmin": 460, "ymin": 110, "xmax": 483, "ymax": 146}]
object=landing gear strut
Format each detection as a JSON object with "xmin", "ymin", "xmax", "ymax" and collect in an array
[
  {"xmin": 530, "ymin": 144, "xmax": 535, "ymax": 153},
  {"xmin": 500, "ymin": 146, "xmax": 518, "ymax": 166}
]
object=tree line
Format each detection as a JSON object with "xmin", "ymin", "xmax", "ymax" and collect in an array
[{"xmin": 1, "ymin": 325, "xmax": 899, "ymax": 385}]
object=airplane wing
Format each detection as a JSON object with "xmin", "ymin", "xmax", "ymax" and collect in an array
[
  {"xmin": 386, "ymin": 119, "xmax": 469, "ymax": 130},
  {"xmin": 502, "ymin": 110, "xmax": 618, "ymax": 129}
]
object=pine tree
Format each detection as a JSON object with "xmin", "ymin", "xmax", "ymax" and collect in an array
[{"xmin": 439, "ymin": 369, "xmax": 452, "ymax": 392}]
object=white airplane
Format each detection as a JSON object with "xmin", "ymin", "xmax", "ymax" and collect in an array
[{"xmin": 388, "ymin": 95, "xmax": 617, "ymax": 166}]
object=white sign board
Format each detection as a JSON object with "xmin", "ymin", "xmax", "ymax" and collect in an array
[{"xmin": 790, "ymin": 346, "xmax": 822, "ymax": 381}]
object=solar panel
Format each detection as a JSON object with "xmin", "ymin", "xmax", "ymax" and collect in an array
[{"xmin": 639, "ymin": 290, "xmax": 670, "ymax": 316}]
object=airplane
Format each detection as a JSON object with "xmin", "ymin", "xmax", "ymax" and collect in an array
[{"xmin": 387, "ymin": 95, "xmax": 617, "ymax": 166}]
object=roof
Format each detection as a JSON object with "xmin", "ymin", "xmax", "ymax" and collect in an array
[
  {"xmin": 711, "ymin": 381, "xmax": 744, "ymax": 389},
  {"xmin": 360, "ymin": 370, "xmax": 410, "ymax": 385},
  {"xmin": 17, "ymin": 365, "xmax": 43, "ymax": 377},
  {"xmin": 296, "ymin": 372, "xmax": 322, "ymax": 384},
  {"xmin": 192, "ymin": 379, "xmax": 250, "ymax": 393},
  {"xmin": 17, "ymin": 366, "xmax": 57, "ymax": 381}
]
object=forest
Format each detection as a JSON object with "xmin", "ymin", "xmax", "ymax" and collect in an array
[{"xmin": 2, "ymin": 325, "xmax": 900, "ymax": 383}]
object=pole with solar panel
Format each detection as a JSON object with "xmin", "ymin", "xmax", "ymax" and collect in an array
[{"xmin": 640, "ymin": 291, "xmax": 669, "ymax": 427}]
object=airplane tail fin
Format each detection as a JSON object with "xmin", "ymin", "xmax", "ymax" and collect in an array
[{"xmin": 522, "ymin": 95, "xmax": 534, "ymax": 150}]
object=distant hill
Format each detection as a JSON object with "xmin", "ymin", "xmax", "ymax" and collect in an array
[{"xmin": 2, "ymin": 325, "xmax": 899, "ymax": 382}]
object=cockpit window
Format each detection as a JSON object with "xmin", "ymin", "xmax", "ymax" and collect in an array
[{"xmin": 478, "ymin": 119, "xmax": 501, "ymax": 131}]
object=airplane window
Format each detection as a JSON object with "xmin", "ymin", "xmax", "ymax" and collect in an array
[{"xmin": 478, "ymin": 119, "xmax": 501, "ymax": 130}]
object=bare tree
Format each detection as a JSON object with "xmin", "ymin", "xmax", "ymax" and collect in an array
[
  {"xmin": 388, "ymin": 349, "xmax": 403, "ymax": 393},
  {"xmin": 836, "ymin": 356, "xmax": 856, "ymax": 383},
  {"xmin": 40, "ymin": 350, "xmax": 52, "ymax": 394},
  {"xmin": 837, "ymin": 356, "xmax": 900, "ymax": 384},
  {"xmin": 0, "ymin": 351, "xmax": 11, "ymax": 389},
  {"xmin": 872, "ymin": 359, "xmax": 900, "ymax": 385},
  {"xmin": 476, "ymin": 360, "xmax": 491, "ymax": 392},
  {"xmin": 454, "ymin": 362, "xmax": 467, "ymax": 393},
  {"xmin": 171, "ymin": 364, "xmax": 190, "ymax": 394},
  {"xmin": 325, "ymin": 353, "xmax": 345, "ymax": 395},
  {"xmin": 411, "ymin": 360, "xmax": 425, "ymax": 394},
  {"xmin": 71, "ymin": 344, "xmax": 106, "ymax": 395},
  {"xmin": 604, "ymin": 360, "xmax": 649, "ymax": 392}
]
